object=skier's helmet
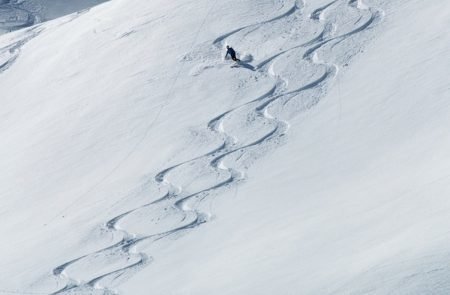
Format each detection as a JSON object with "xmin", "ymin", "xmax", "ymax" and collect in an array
[{"xmin": 226, "ymin": 45, "xmax": 230, "ymax": 49}]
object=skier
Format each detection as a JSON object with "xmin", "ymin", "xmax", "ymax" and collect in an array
[{"xmin": 225, "ymin": 45, "xmax": 240, "ymax": 62}]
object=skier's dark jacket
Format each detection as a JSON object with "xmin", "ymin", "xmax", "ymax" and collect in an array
[{"xmin": 226, "ymin": 47, "xmax": 236, "ymax": 59}]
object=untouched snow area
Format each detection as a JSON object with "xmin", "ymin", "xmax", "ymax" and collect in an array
[{"xmin": 1, "ymin": 0, "xmax": 450, "ymax": 294}]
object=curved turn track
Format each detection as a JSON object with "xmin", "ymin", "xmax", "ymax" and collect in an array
[{"xmin": 45, "ymin": 0, "xmax": 384, "ymax": 294}]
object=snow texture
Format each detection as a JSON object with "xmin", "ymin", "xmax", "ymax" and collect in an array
[{"xmin": 1, "ymin": 0, "xmax": 450, "ymax": 294}]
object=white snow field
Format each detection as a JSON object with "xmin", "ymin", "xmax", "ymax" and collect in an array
[{"xmin": 1, "ymin": 0, "xmax": 450, "ymax": 294}]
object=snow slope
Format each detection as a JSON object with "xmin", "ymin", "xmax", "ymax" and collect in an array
[{"xmin": 1, "ymin": 0, "xmax": 450, "ymax": 294}]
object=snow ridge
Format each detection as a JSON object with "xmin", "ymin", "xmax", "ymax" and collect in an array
[
  {"xmin": 0, "ymin": 8, "xmax": 92, "ymax": 76},
  {"xmin": 46, "ymin": 0, "xmax": 383, "ymax": 294}
]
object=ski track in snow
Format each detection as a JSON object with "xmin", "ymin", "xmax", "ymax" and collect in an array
[
  {"xmin": 43, "ymin": 0, "xmax": 384, "ymax": 294},
  {"xmin": 0, "ymin": 27, "xmax": 41, "ymax": 74}
]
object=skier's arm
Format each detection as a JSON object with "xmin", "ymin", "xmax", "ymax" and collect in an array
[{"xmin": 225, "ymin": 51, "xmax": 229, "ymax": 58}]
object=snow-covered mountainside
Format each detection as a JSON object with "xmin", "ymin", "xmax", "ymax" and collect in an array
[
  {"xmin": 0, "ymin": 0, "xmax": 107, "ymax": 34},
  {"xmin": 1, "ymin": 0, "xmax": 450, "ymax": 294}
]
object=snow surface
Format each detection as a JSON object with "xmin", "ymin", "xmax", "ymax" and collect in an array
[{"xmin": 1, "ymin": 0, "xmax": 450, "ymax": 294}]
